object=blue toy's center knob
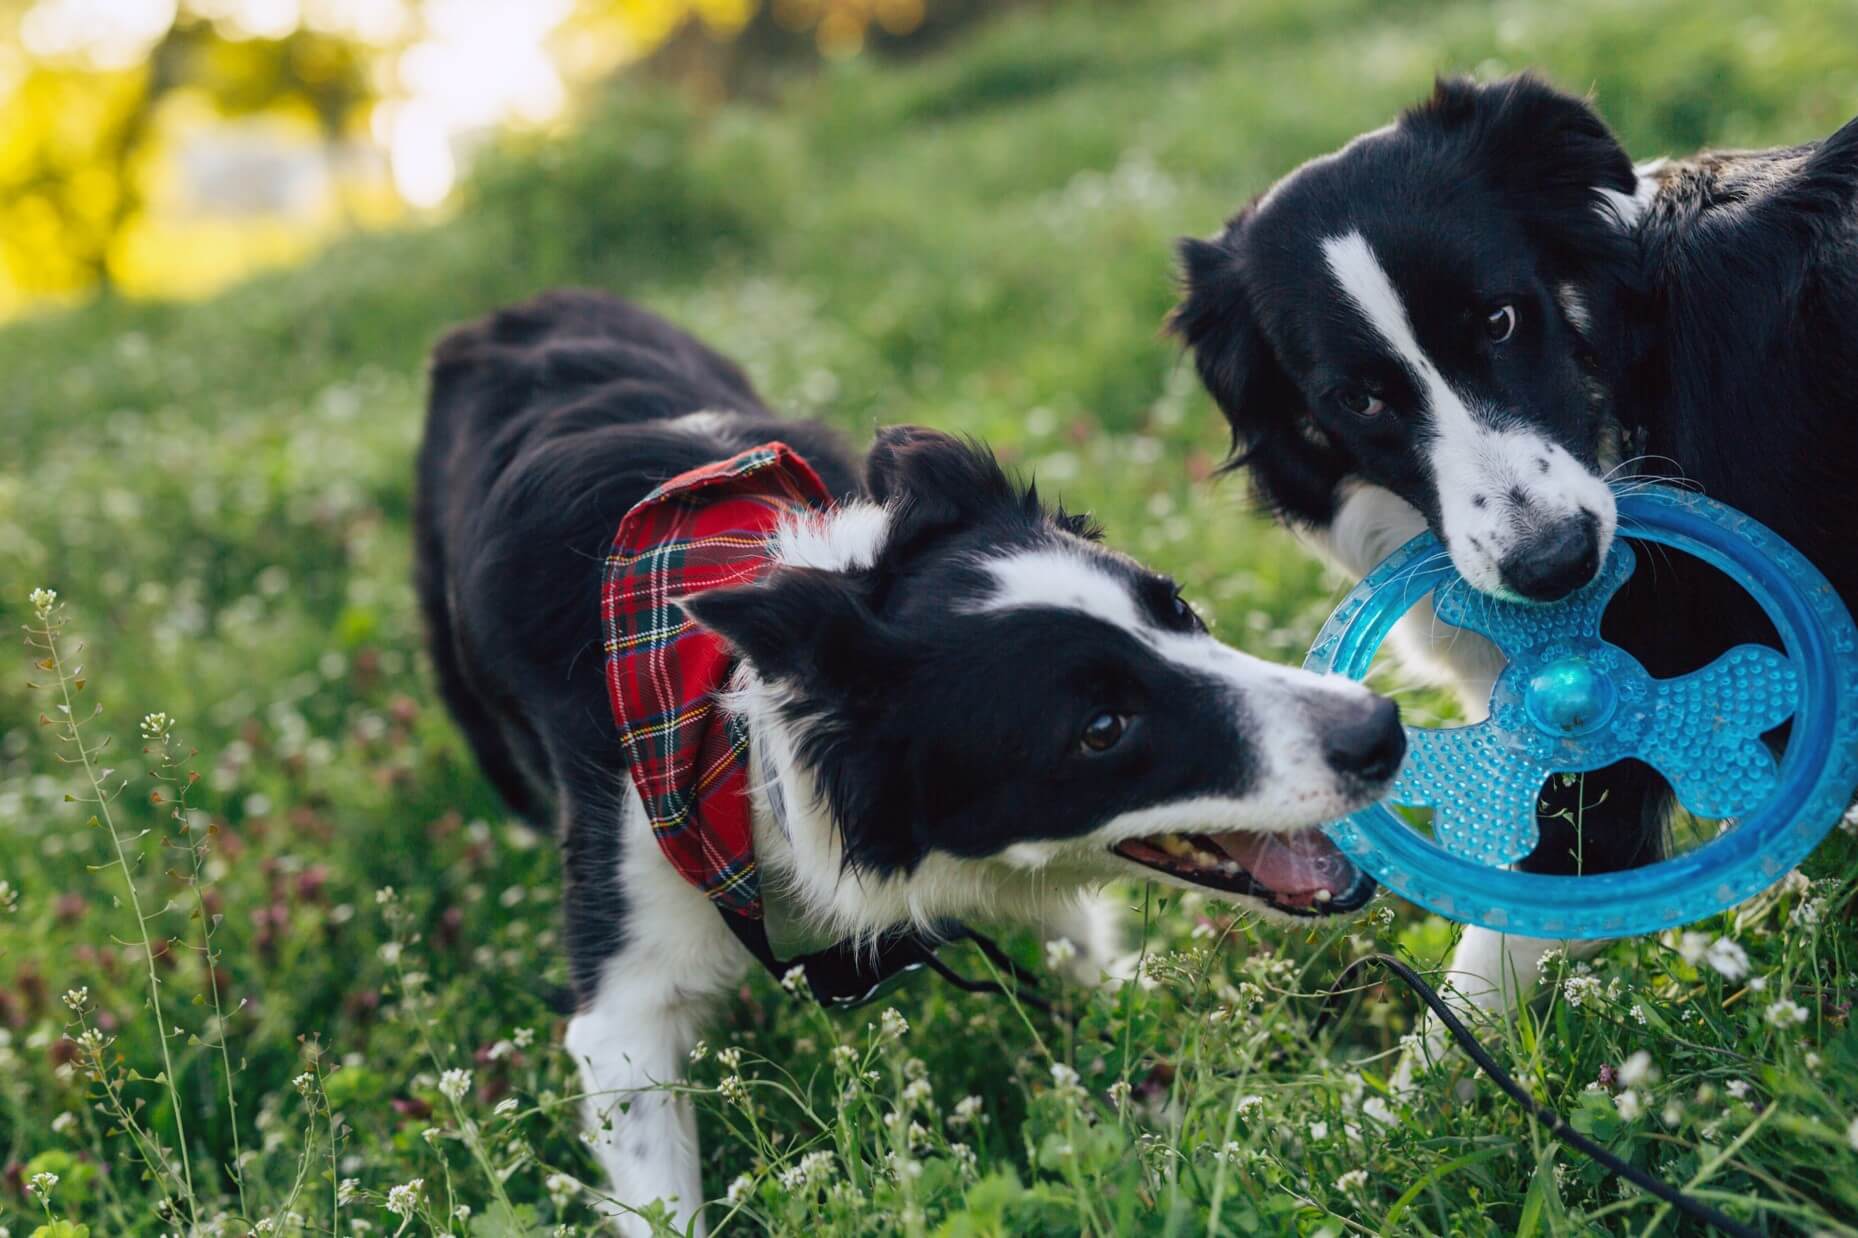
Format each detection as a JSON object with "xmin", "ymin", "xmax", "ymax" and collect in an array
[{"xmin": 1524, "ymin": 656, "xmax": 1617, "ymax": 736}]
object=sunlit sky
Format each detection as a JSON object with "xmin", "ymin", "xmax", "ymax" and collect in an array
[{"xmin": 18, "ymin": 0, "xmax": 581, "ymax": 207}]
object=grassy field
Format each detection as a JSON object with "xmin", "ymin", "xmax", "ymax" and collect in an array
[{"xmin": 5, "ymin": 0, "xmax": 1858, "ymax": 1232}]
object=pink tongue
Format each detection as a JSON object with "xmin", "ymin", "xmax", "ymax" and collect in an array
[{"xmin": 1210, "ymin": 829, "xmax": 1358, "ymax": 904}]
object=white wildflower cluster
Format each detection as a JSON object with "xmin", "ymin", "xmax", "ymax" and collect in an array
[
  {"xmin": 1234, "ymin": 1094, "xmax": 1265, "ymax": 1119},
  {"xmin": 493, "ymin": 1097, "xmax": 520, "ymax": 1117},
  {"xmin": 878, "ymin": 1008, "xmax": 909, "ymax": 1041},
  {"xmin": 61, "ymin": 986, "xmax": 88, "ymax": 1013},
  {"xmin": 0, "ymin": 879, "xmax": 19, "ymax": 914},
  {"xmin": 689, "ymin": 1040, "xmax": 709, "ymax": 1064},
  {"xmin": 385, "ymin": 1177, "xmax": 424, "ymax": 1217},
  {"xmin": 513, "ymin": 1026, "xmax": 535, "ymax": 1049},
  {"xmin": 777, "ymin": 1150, "xmax": 836, "ymax": 1191},
  {"xmin": 1765, "ymin": 998, "xmax": 1810, "ymax": 1027},
  {"xmin": 337, "ymin": 1178, "xmax": 360, "ymax": 1205},
  {"xmin": 1336, "ymin": 1168, "xmax": 1369, "ymax": 1193},
  {"xmin": 29, "ymin": 587, "xmax": 57, "ymax": 620},
  {"xmin": 726, "ymin": 1173, "xmax": 756, "ymax": 1205},
  {"xmin": 51, "ymin": 1112, "xmax": 78, "ymax": 1136},
  {"xmin": 1044, "ymin": 936, "xmax": 1078, "ymax": 968},
  {"xmin": 544, "ymin": 1173, "xmax": 580, "ymax": 1205},
  {"xmin": 1842, "ymin": 801, "xmax": 1858, "ymax": 838},
  {"xmin": 716, "ymin": 1046, "xmax": 742, "ymax": 1071},
  {"xmin": 438, "ymin": 1068, "xmax": 472, "ymax": 1102},
  {"xmin": 1615, "ymin": 1089, "xmax": 1645, "ymax": 1121},
  {"xmin": 1562, "ymin": 974, "xmax": 1602, "ymax": 1009},
  {"xmin": 950, "ymin": 1094, "xmax": 986, "ymax": 1129},
  {"xmin": 718, "ymin": 1075, "xmax": 750, "ymax": 1107},
  {"xmin": 1668, "ymin": 931, "xmax": 1749, "ymax": 979},
  {"xmin": 1619, "ymin": 1051, "xmax": 1659, "ymax": 1088},
  {"xmin": 1048, "ymin": 1062, "xmax": 1084, "ymax": 1099},
  {"xmin": 292, "ymin": 1072, "xmax": 316, "ymax": 1098},
  {"xmin": 139, "ymin": 712, "xmax": 173, "ymax": 740},
  {"xmin": 28, "ymin": 1170, "xmax": 58, "ymax": 1196},
  {"xmin": 780, "ymin": 965, "xmax": 809, "ymax": 996}
]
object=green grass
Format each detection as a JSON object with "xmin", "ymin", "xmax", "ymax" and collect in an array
[{"xmin": 4, "ymin": 0, "xmax": 1858, "ymax": 1232}]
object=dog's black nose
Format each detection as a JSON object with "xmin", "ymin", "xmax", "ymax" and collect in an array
[
  {"xmin": 1499, "ymin": 516, "xmax": 1601, "ymax": 602},
  {"xmin": 1319, "ymin": 695, "xmax": 1405, "ymax": 783}
]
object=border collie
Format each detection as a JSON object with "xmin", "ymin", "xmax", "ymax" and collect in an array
[
  {"xmin": 1171, "ymin": 74, "xmax": 1858, "ymax": 1088},
  {"xmin": 414, "ymin": 289, "xmax": 1405, "ymax": 1231}
]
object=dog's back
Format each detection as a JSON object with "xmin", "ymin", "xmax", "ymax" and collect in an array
[{"xmin": 413, "ymin": 289, "xmax": 860, "ymax": 826}]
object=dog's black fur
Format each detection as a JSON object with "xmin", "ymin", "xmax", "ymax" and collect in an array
[
  {"xmin": 414, "ymin": 290, "xmax": 863, "ymax": 994},
  {"xmin": 1174, "ymin": 75, "xmax": 1858, "ymax": 883}
]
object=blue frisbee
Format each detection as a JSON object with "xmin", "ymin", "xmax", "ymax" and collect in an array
[{"xmin": 1304, "ymin": 486, "xmax": 1858, "ymax": 939}]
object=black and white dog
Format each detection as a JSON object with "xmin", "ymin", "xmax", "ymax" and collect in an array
[
  {"xmin": 414, "ymin": 289, "xmax": 1404, "ymax": 1230},
  {"xmin": 1172, "ymin": 74, "xmax": 1858, "ymax": 1084}
]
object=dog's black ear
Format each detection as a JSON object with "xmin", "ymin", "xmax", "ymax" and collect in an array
[
  {"xmin": 1169, "ymin": 233, "xmax": 1351, "ymax": 524},
  {"xmin": 1420, "ymin": 75, "xmax": 1634, "ymax": 207},
  {"xmin": 864, "ymin": 424, "xmax": 1019, "ymax": 554},
  {"xmin": 680, "ymin": 568, "xmax": 898, "ymax": 690}
]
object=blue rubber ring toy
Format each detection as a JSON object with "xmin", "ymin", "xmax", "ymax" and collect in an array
[{"xmin": 1304, "ymin": 486, "xmax": 1858, "ymax": 939}]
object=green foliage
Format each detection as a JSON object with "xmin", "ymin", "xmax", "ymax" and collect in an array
[{"xmin": 2, "ymin": 0, "xmax": 1858, "ymax": 1232}]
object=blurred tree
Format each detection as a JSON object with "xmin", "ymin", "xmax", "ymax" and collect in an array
[{"xmin": 0, "ymin": 0, "xmax": 995, "ymax": 315}]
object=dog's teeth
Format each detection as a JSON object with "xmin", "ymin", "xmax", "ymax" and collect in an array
[
  {"xmin": 1218, "ymin": 860, "xmax": 1241, "ymax": 875},
  {"xmin": 1158, "ymin": 835, "xmax": 1195, "ymax": 859},
  {"xmin": 1313, "ymin": 889, "xmax": 1332, "ymax": 903}
]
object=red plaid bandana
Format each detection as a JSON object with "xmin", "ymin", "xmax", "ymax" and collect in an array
[{"xmin": 602, "ymin": 442, "xmax": 833, "ymax": 918}]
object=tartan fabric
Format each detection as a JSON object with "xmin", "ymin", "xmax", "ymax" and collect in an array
[{"xmin": 602, "ymin": 442, "xmax": 833, "ymax": 918}]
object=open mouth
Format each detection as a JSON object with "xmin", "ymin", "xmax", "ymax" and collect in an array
[{"xmin": 1112, "ymin": 828, "xmax": 1375, "ymax": 916}]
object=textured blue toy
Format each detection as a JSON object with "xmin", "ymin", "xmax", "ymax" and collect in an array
[{"xmin": 1305, "ymin": 487, "xmax": 1858, "ymax": 939}]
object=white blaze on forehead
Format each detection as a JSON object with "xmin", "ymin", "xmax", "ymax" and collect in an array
[
  {"xmin": 976, "ymin": 547, "xmax": 1149, "ymax": 638},
  {"xmin": 1319, "ymin": 229, "xmax": 1615, "ymax": 594}
]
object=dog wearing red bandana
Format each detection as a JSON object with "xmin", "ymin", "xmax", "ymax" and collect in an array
[{"xmin": 415, "ymin": 289, "xmax": 1405, "ymax": 1234}]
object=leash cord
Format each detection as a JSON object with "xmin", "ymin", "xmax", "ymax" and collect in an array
[{"xmin": 1316, "ymin": 953, "xmax": 1761, "ymax": 1238}]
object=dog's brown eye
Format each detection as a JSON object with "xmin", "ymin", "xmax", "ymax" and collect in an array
[
  {"xmin": 1080, "ymin": 712, "xmax": 1128, "ymax": 753},
  {"xmin": 1339, "ymin": 389, "xmax": 1386, "ymax": 418},
  {"xmin": 1485, "ymin": 304, "xmax": 1517, "ymax": 343}
]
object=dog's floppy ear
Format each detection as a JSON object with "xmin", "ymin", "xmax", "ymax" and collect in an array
[
  {"xmin": 1418, "ymin": 75, "xmax": 1637, "ymax": 269},
  {"xmin": 864, "ymin": 423, "xmax": 1018, "ymax": 554},
  {"xmin": 679, "ymin": 568, "xmax": 898, "ymax": 690},
  {"xmin": 1169, "ymin": 232, "xmax": 1351, "ymax": 524}
]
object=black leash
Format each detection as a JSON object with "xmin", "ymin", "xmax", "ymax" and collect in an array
[{"xmin": 1316, "ymin": 953, "xmax": 1761, "ymax": 1238}]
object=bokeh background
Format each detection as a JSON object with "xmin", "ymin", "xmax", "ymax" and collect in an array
[{"xmin": 4, "ymin": 1, "xmax": 1858, "ymax": 1233}]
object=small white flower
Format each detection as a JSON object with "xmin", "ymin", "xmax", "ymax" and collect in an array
[
  {"xmin": 375, "ymin": 886, "xmax": 397, "ymax": 905},
  {"xmin": 139, "ymin": 712, "xmax": 173, "ymax": 739},
  {"xmin": 1107, "ymin": 1080, "xmax": 1132, "ymax": 1106},
  {"xmin": 1726, "ymin": 1079, "xmax": 1750, "ymax": 1100},
  {"xmin": 716, "ymin": 1046, "xmax": 742, "ymax": 1071},
  {"xmin": 1662, "ymin": 1100, "xmax": 1684, "ymax": 1127},
  {"xmin": 485, "ymin": 1039, "xmax": 514, "ymax": 1061},
  {"xmin": 1049, "ymin": 1062, "xmax": 1081, "ymax": 1092},
  {"xmin": 1630, "ymin": 1003, "xmax": 1649, "ymax": 1025},
  {"xmin": 950, "ymin": 1094, "xmax": 985, "ymax": 1128},
  {"xmin": 689, "ymin": 1040, "xmax": 709, "ymax": 1064},
  {"xmin": 780, "ymin": 965, "xmax": 808, "ymax": 995},
  {"xmin": 1308, "ymin": 1120, "xmax": 1329, "ymax": 1140},
  {"xmin": 1847, "ymin": 1115, "xmax": 1858, "ymax": 1152},
  {"xmin": 28, "ymin": 1170, "xmax": 58, "ymax": 1195},
  {"xmin": 420, "ymin": 1126, "xmax": 442, "ymax": 1146},
  {"xmin": 1235, "ymin": 1094, "xmax": 1265, "ymax": 1118},
  {"xmin": 337, "ymin": 1178, "xmax": 360, "ymax": 1205},
  {"xmin": 1674, "ymin": 931, "xmax": 1711, "ymax": 966},
  {"xmin": 453, "ymin": 1204, "xmax": 472, "ymax": 1221},
  {"xmin": 879, "ymin": 1008, "xmax": 909, "ymax": 1040},
  {"xmin": 1615, "ymin": 1090, "xmax": 1643, "ymax": 1121},
  {"xmin": 512, "ymin": 1025, "xmax": 536, "ymax": 1048},
  {"xmin": 1619, "ymin": 1051, "xmax": 1659, "ymax": 1088},
  {"xmin": 1765, "ymin": 998, "xmax": 1809, "ymax": 1027},
  {"xmin": 51, "ymin": 1111, "xmax": 77, "ymax": 1136},
  {"xmin": 1806, "ymin": 1051, "xmax": 1823, "ymax": 1071},
  {"xmin": 438, "ymin": 1068, "xmax": 472, "ymax": 1102},
  {"xmin": 1336, "ymin": 1169, "xmax": 1368, "ymax": 1193},
  {"xmin": 292, "ymin": 1072, "xmax": 315, "ymax": 1098},
  {"xmin": 1748, "ymin": 975, "xmax": 1768, "ymax": 992},
  {"xmin": 29, "ymin": 587, "xmax": 57, "ymax": 620},
  {"xmin": 377, "ymin": 942, "xmax": 402, "ymax": 966},
  {"xmin": 493, "ymin": 1097, "xmax": 520, "ymax": 1117},
  {"xmin": 1044, "ymin": 937, "xmax": 1078, "ymax": 968},
  {"xmin": 1563, "ymin": 974, "xmax": 1602, "ymax": 1009},
  {"xmin": 385, "ymin": 1177, "xmax": 424, "ymax": 1217},
  {"xmin": 901, "ymin": 1077, "xmax": 933, "ymax": 1108},
  {"xmin": 544, "ymin": 1172, "xmax": 579, "ymax": 1203},
  {"xmin": 0, "ymin": 879, "xmax": 17, "ymax": 913},
  {"xmin": 62, "ymin": 986, "xmax": 88, "ymax": 1012},
  {"xmin": 1705, "ymin": 937, "xmax": 1749, "ymax": 981},
  {"xmin": 1841, "ymin": 801, "xmax": 1858, "ymax": 837},
  {"xmin": 718, "ymin": 1075, "xmax": 749, "ymax": 1106},
  {"xmin": 725, "ymin": 1172, "xmax": 755, "ymax": 1205}
]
